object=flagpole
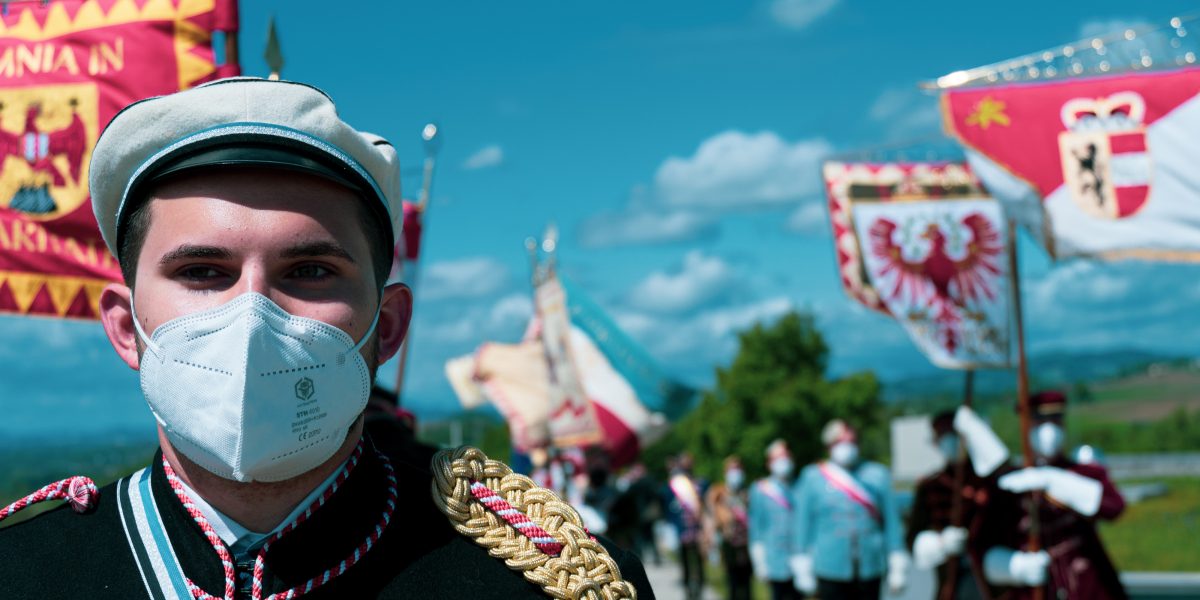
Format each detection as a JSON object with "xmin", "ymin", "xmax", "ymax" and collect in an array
[
  {"xmin": 394, "ymin": 123, "xmax": 441, "ymax": 399},
  {"xmin": 941, "ymin": 368, "xmax": 976, "ymax": 600},
  {"xmin": 1007, "ymin": 221, "xmax": 1043, "ymax": 600}
]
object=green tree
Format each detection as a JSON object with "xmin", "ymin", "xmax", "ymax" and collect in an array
[{"xmin": 646, "ymin": 310, "xmax": 884, "ymax": 482}]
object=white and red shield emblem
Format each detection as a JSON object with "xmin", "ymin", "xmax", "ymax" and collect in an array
[{"xmin": 1058, "ymin": 91, "xmax": 1151, "ymax": 219}]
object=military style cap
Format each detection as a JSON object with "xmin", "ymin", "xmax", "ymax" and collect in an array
[
  {"xmin": 1024, "ymin": 389, "xmax": 1067, "ymax": 419},
  {"xmin": 820, "ymin": 419, "xmax": 856, "ymax": 446},
  {"xmin": 89, "ymin": 77, "xmax": 401, "ymax": 260},
  {"xmin": 766, "ymin": 438, "xmax": 790, "ymax": 461},
  {"xmin": 930, "ymin": 409, "xmax": 956, "ymax": 437}
]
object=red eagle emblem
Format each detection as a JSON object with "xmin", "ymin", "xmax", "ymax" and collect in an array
[
  {"xmin": 0, "ymin": 99, "xmax": 87, "ymax": 214},
  {"xmin": 868, "ymin": 213, "xmax": 1004, "ymax": 353}
]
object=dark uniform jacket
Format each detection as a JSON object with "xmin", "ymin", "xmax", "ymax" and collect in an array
[
  {"xmin": 980, "ymin": 458, "xmax": 1126, "ymax": 600},
  {"xmin": 0, "ymin": 438, "xmax": 653, "ymax": 599},
  {"xmin": 908, "ymin": 460, "xmax": 1006, "ymax": 600}
]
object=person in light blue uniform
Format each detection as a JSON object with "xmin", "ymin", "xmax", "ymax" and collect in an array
[
  {"xmin": 789, "ymin": 420, "xmax": 908, "ymax": 600},
  {"xmin": 748, "ymin": 439, "xmax": 800, "ymax": 600}
]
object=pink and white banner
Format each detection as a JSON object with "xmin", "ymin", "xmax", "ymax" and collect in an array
[
  {"xmin": 444, "ymin": 278, "xmax": 672, "ymax": 466},
  {"xmin": 536, "ymin": 274, "xmax": 605, "ymax": 448},
  {"xmin": 944, "ymin": 67, "xmax": 1200, "ymax": 260}
]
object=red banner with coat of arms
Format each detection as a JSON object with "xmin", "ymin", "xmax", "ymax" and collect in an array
[
  {"xmin": 825, "ymin": 161, "xmax": 1012, "ymax": 369},
  {"xmin": 0, "ymin": 0, "xmax": 238, "ymax": 319},
  {"xmin": 943, "ymin": 67, "xmax": 1200, "ymax": 260}
]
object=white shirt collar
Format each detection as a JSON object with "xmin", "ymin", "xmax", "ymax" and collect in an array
[{"xmin": 174, "ymin": 456, "xmax": 350, "ymax": 552}]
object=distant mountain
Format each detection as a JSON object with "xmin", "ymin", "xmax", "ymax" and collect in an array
[{"xmin": 881, "ymin": 348, "xmax": 1191, "ymax": 404}]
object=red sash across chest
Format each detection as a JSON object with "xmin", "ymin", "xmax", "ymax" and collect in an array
[
  {"xmin": 756, "ymin": 479, "xmax": 791, "ymax": 510},
  {"xmin": 818, "ymin": 462, "xmax": 880, "ymax": 519}
]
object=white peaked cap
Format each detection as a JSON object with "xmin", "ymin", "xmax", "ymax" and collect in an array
[{"xmin": 89, "ymin": 77, "xmax": 401, "ymax": 260}]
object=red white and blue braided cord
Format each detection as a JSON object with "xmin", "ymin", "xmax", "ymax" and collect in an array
[
  {"xmin": 163, "ymin": 439, "xmax": 397, "ymax": 600},
  {"xmin": 0, "ymin": 475, "xmax": 98, "ymax": 522},
  {"xmin": 468, "ymin": 481, "xmax": 565, "ymax": 556}
]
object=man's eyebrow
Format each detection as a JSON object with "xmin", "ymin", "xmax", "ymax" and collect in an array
[
  {"xmin": 158, "ymin": 245, "xmax": 234, "ymax": 267},
  {"xmin": 280, "ymin": 241, "xmax": 357, "ymax": 263}
]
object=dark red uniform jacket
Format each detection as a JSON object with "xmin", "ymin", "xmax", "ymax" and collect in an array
[
  {"xmin": 908, "ymin": 460, "xmax": 1008, "ymax": 599},
  {"xmin": 981, "ymin": 459, "xmax": 1127, "ymax": 600}
]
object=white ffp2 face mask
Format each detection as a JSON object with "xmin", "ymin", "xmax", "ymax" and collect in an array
[
  {"xmin": 937, "ymin": 433, "xmax": 961, "ymax": 463},
  {"xmin": 134, "ymin": 292, "xmax": 378, "ymax": 483},
  {"xmin": 830, "ymin": 441, "xmax": 859, "ymax": 467},
  {"xmin": 769, "ymin": 458, "xmax": 793, "ymax": 479},
  {"xmin": 725, "ymin": 468, "xmax": 745, "ymax": 490},
  {"xmin": 1030, "ymin": 422, "xmax": 1065, "ymax": 459}
]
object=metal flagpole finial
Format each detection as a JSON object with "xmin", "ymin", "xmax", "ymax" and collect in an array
[
  {"xmin": 422, "ymin": 122, "xmax": 442, "ymax": 156},
  {"xmin": 541, "ymin": 223, "xmax": 559, "ymax": 255},
  {"xmin": 264, "ymin": 15, "xmax": 284, "ymax": 80}
]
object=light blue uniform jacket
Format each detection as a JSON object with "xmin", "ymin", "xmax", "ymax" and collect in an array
[
  {"xmin": 790, "ymin": 461, "xmax": 903, "ymax": 582},
  {"xmin": 747, "ymin": 477, "xmax": 793, "ymax": 581}
]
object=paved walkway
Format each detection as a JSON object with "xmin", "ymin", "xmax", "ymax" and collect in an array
[
  {"xmin": 641, "ymin": 556, "xmax": 935, "ymax": 600},
  {"xmin": 642, "ymin": 558, "xmax": 719, "ymax": 600}
]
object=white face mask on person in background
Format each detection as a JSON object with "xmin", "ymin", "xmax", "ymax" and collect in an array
[
  {"xmin": 769, "ymin": 457, "xmax": 793, "ymax": 479},
  {"xmin": 134, "ymin": 292, "xmax": 379, "ymax": 483},
  {"xmin": 1030, "ymin": 421, "xmax": 1065, "ymax": 459},
  {"xmin": 829, "ymin": 441, "xmax": 859, "ymax": 467},
  {"xmin": 725, "ymin": 468, "xmax": 745, "ymax": 490},
  {"xmin": 937, "ymin": 433, "xmax": 961, "ymax": 463}
]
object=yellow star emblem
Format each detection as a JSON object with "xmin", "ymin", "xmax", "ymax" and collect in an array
[{"xmin": 965, "ymin": 96, "xmax": 1011, "ymax": 129}]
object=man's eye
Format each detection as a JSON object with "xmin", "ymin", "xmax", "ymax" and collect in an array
[
  {"xmin": 178, "ymin": 266, "xmax": 223, "ymax": 280},
  {"xmin": 292, "ymin": 264, "xmax": 332, "ymax": 279}
]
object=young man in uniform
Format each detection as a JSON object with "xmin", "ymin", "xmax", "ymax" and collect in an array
[
  {"xmin": 790, "ymin": 420, "xmax": 907, "ymax": 600},
  {"xmin": 705, "ymin": 455, "xmax": 752, "ymax": 600},
  {"xmin": 979, "ymin": 390, "xmax": 1127, "ymax": 599},
  {"xmin": 0, "ymin": 78, "xmax": 650, "ymax": 600},
  {"xmin": 664, "ymin": 451, "xmax": 708, "ymax": 600},
  {"xmin": 748, "ymin": 439, "xmax": 798, "ymax": 600},
  {"xmin": 908, "ymin": 407, "xmax": 1011, "ymax": 599}
]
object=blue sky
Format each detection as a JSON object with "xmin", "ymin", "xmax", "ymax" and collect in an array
[{"xmin": 4, "ymin": 0, "xmax": 1200, "ymax": 440}]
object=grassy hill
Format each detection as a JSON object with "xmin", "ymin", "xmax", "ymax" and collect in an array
[{"xmin": 882, "ymin": 349, "xmax": 1192, "ymax": 406}]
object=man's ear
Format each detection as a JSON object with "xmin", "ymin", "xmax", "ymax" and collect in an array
[
  {"xmin": 99, "ymin": 283, "xmax": 140, "ymax": 370},
  {"xmin": 375, "ymin": 282, "xmax": 413, "ymax": 365}
]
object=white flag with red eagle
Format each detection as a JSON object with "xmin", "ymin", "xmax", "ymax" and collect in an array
[
  {"xmin": 943, "ymin": 67, "xmax": 1200, "ymax": 260},
  {"xmin": 826, "ymin": 162, "xmax": 1012, "ymax": 369}
]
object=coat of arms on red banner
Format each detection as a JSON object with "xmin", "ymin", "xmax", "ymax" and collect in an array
[
  {"xmin": 0, "ymin": 0, "xmax": 238, "ymax": 318},
  {"xmin": 1058, "ymin": 91, "xmax": 1151, "ymax": 219},
  {"xmin": 0, "ymin": 84, "xmax": 96, "ymax": 219}
]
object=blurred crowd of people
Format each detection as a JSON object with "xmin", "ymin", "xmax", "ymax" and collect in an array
[{"xmin": 554, "ymin": 390, "xmax": 1127, "ymax": 600}]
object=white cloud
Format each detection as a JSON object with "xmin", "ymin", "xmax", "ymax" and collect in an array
[
  {"xmin": 488, "ymin": 293, "xmax": 533, "ymax": 329},
  {"xmin": 786, "ymin": 202, "xmax": 828, "ymax": 234},
  {"xmin": 628, "ymin": 251, "xmax": 737, "ymax": 314},
  {"xmin": 577, "ymin": 209, "xmax": 718, "ymax": 248},
  {"xmin": 1078, "ymin": 18, "xmax": 1152, "ymax": 40},
  {"xmin": 654, "ymin": 130, "xmax": 832, "ymax": 209},
  {"xmin": 868, "ymin": 85, "xmax": 943, "ymax": 140},
  {"xmin": 463, "ymin": 144, "xmax": 504, "ymax": 170},
  {"xmin": 693, "ymin": 296, "xmax": 794, "ymax": 339},
  {"xmin": 614, "ymin": 296, "xmax": 795, "ymax": 367},
  {"xmin": 420, "ymin": 257, "xmax": 510, "ymax": 300},
  {"xmin": 1029, "ymin": 261, "xmax": 1134, "ymax": 315},
  {"xmin": 420, "ymin": 317, "xmax": 479, "ymax": 344},
  {"xmin": 769, "ymin": 0, "xmax": 839, "ymax": 30}
]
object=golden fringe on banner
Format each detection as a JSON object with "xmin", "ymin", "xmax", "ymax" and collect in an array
[
  {"xmin": 0, "ymin": 0, "xmax": 220, "ymax": 89},
  {"xmin": 0, "ymin": 269, "xmax": 108, "ymax": 318}
]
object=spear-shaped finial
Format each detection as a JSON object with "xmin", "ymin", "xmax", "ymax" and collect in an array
[{"xmin": 264, "ymin": 15, "xmax": 284, "ymax": 80}]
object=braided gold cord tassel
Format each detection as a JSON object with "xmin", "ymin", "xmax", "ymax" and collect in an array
[{"xmin": 431, "ymin": 446, "xmax": 638, "ymax": 600}]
